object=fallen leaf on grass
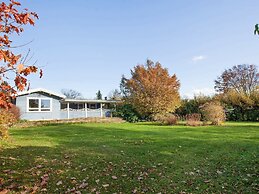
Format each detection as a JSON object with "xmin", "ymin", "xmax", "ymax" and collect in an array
[
  {"xmin": 78, "ymin": 182, "xmax": 88, "ymax": 189},
  {"xmin": 41, "ymin": 188, "xmax": 47, "ymax": 192},
  {"xmin": 102, "ymin": 184, "xmax": 109, "ymax": 188},
  {"xmin": 112, "ymin": 175, "xmax": 117, "ymax": 180},
  {"xmin": 56, "ymin": 181, "xmax": 62, "ymax": 186},
  {"xmin": 0, "ymin": 189, "xmax": 9, "ymax": 194},
  {"xmin": 21, "ymin": 185, "xmax": 39, "ymax": 194},
  {"xmin": 6, "ymin": 183, "xmax": 18, "ymax": 190},
  {"xmin": 40, "ymin": 174, "xmax": 49, "ymax": 187},
  {"xmin": 36, "ymin": 164, "xmax": 43, "ymax": 169},
  {"xmin": 32, "ymin": 186, "xmax": 39, "ymax": 194},
  {"xmin": 2, "ymin": 169, "xmax": 15, "ymax": 174}
]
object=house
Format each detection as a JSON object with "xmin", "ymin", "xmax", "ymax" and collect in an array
[{"xmin": 15, "ymin": 88, "xmax": 116, "ymax": 121}]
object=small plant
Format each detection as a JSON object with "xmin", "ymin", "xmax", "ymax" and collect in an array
[
  {"xmin": 154, "ymin": 113, "xmax": 178, "ymax": 125},
  {"xmin": 200, "ymin": 101, "xmax": 226, "ymax": 125},
  {"xmin": 164, "ymin": 114, "xmax": 178, "ymax": 125},
  {"xmin": 0, "ymin": 109, "xmax": 18, "ymax": 139},
  {"xmin": 186, "ymin": 113, "xmax": 202, "ymax": 126}
]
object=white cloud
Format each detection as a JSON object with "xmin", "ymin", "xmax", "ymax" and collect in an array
[
  {"xmin": 182, "ymin": 88, "xmax": 215, "ymax": 99},
  {"xmin": 192, "ymin": 55, "xmax": 206, "ymax": 62},
  {"xmin": 193, "ymin": 88, "xmax": 215, "ymax": 96}
]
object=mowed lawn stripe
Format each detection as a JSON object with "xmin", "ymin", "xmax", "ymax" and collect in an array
[{"xmin": 0, "ymin": 122, "xmax": 258, "ymax": 193}]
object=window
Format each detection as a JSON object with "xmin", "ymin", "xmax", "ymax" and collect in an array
[
  {"xmin": 61, "ymin": 103, "xmax": 67, "ymax": 110},
  {"xmin": 41, "ymin": 99, "xmax": 51, "ymax": 111},
  {"xmin": 60, "ymin": 103, "xmax": 85, "ymax": 110},
  {"xmin": 29, "ymin": 99, "xmax": 39, "ymax": 111},
  {"xmin": 70, "ymin": 103, "xmax": 85, "ymax": 110},
  {"xmin": 88, "ymin": 103, "xmax": 97, "ymax": 109},
  {"xmin": 28, "ymin": 98, "xmax": 51, "ymax": 112}
]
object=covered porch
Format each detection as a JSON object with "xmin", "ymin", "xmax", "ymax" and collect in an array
[{"xmin": 60, "ymin": 99, "xmax": 116, "ymax": 119}]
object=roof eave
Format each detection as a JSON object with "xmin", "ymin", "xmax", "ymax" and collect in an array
[
  {"xmin": 16, "ymin": 88, "xmax": 66, "ymax": 99},
  {"xmin": 63, "ymin": 99, "xmax": 118, "ymax": 103}
]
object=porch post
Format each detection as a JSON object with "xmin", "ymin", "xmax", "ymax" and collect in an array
[
  {"xmin": 67, "ymin": 102, "xmax": 70, "ymax": 119},
  {"xmin": 100, "ymin": 103, "xmax": 103, "ymax": 117},
  {"xmin": 85, "ymin": 103, "xmax": 88, "ymax": 118}
]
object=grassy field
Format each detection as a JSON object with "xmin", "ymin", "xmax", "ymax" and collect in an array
[{"xmin": 0, "ymin": 122, "xmax": 258, "ymax": 193}]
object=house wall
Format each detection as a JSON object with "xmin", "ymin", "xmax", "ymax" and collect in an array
[
  {"xmin": 16, "ymin": 92, "xmax": 112, "ymax": 121},
  {"xmin": 16, "ymin": 92, "xmax": 62, "ymax": 120}
]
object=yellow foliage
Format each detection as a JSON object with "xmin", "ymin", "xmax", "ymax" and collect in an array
[
  {"xmin": 222, "ymin": 90, "xmax": 255, "ymax": 107},
  {"xmin": 0, "ymin": 109, "xmax": 17, "ymax": 139},
  {"xmin": 201, "ymin": 101, "xmax": 225, "ymax": 125},
  {"xmin": 124, "ymin": 60, "xmax": 180, "ymax": 118}
]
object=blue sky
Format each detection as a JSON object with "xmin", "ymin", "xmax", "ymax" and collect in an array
[{"xmin": 12, "ymin": 0, "xmax": 259, "ymax": 98}]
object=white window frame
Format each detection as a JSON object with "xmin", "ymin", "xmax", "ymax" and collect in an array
[{"xmin": 27, "ymin": 97, "xmax": 52, "ymax": 112}]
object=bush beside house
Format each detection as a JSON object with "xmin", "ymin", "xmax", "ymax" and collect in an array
[{"xmin": 0, "ymin": 105, "xmax": 20, "ymax": 139}]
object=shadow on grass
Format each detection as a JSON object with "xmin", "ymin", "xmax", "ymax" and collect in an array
[{"xmin": 1, "ymin": 123, "xmax": 258, "ymax": 193}]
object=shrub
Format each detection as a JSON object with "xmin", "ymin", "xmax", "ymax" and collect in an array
[
  {"xmin": 0, "ymin": 109, "xmax": 18, "ymax": 139},
  {"xmin": 155, "ymin": 113, "xmax": 178, "ymax": 125},
  {"xmin": 9, "ymin": 105, "xmax": 21, "ymax": 120},
  {"xmin": 200, "ymin": 101, "xmax": 225, "ymax": 125},
  {"xmin": 175, "ymin": 95, "xmax": 212, "ymax": 117},
  {"xmin": 186, "ymin": 113, "xmax": 202, "ymax": 126},
  {"xmin": 113, "ymin": 103, "xmax": 141, "ymax": 123}
]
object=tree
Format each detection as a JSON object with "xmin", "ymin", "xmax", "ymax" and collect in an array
[
  {"xmin": 217, "ymin": 89, "xmax": 258, "ymax": 121},
  {"xmin": 0, "ymin": 0, "xmax": 40, "ymax": 109},
  {"xmin": 108, "ymin": 89, "xmax": 122, "ymax": 100},
  {"xmin": 120, "ymin": 75, "xmax": 130, "ymax": 98},
  {"xmin": 215, "ymin": 64, "xmax": 258, "ymax": 96},
  {"xmin": 121, "ymin": 59, "xmax": 181, "ymax": 119},
  {"xmin": 176, "ymin": 94, "xmax": 212, "ymax": 117},
  {"xmin": 61, "ymin": 89, "xmax": 83, "ymax": 99},
  {"xmin": 96, "ymin": 90, "xmax": 102, "ymax": 100},
  {"xmin": 215, "ymin": 64, "xmax": 259, "ymax": 121}
]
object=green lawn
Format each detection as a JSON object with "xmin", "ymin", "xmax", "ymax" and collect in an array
[{"xmin": 0, "ymin": 122, "xmax": 259, "ymax": 193}]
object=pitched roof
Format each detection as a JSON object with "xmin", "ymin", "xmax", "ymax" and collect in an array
[
  {"xmin": 17, "ymin": 88, "xmax": 66, "ymax": 99},
  {"xmin": 16, "ymin": 88, "xmax": 118, "ymax": 103}
]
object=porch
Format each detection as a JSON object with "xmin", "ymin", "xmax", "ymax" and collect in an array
[{"xmin": 60, "ymin": 99, "xmax": 116, "ymax": 119}]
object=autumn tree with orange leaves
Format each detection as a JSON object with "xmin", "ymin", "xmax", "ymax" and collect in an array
[
  {"xmin": 121, "ymin": 59, "xmax": 181, "ymax": 119},
  {"xmin": 0, "ymin": 0, "xmax": 41, "ymax": 109}
]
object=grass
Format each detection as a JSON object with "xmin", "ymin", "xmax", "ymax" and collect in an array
[{"xmin": 0, "ymin": 122, "xmax": 258, "ymax": 193}]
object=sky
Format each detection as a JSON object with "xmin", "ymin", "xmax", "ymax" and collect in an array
[{"xmin": 10, "ymin": 0, "xmax": 259, "ymax": 98}]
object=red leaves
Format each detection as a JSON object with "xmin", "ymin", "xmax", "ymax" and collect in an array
[
  {"xmin": 0, "ymin": 83, "xmax": 16, "ymax": 109},
  {"xmin": 11, "ymin": 1, "xmax": 21, "ymax": 6},
  {"xmin": 0, "ymin": 0, "xmax": 41, "ymax": 109},
  {"xmin": 14, "ymin": 76, "xmax": 27, "ymax": 91},
  {"xmin": 28, "ymin": 17, "xmax": 35, "ymax": 25},
  {"xmin": 20, "ymin": 66, "xmax": 38, "ymax": 76}
]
